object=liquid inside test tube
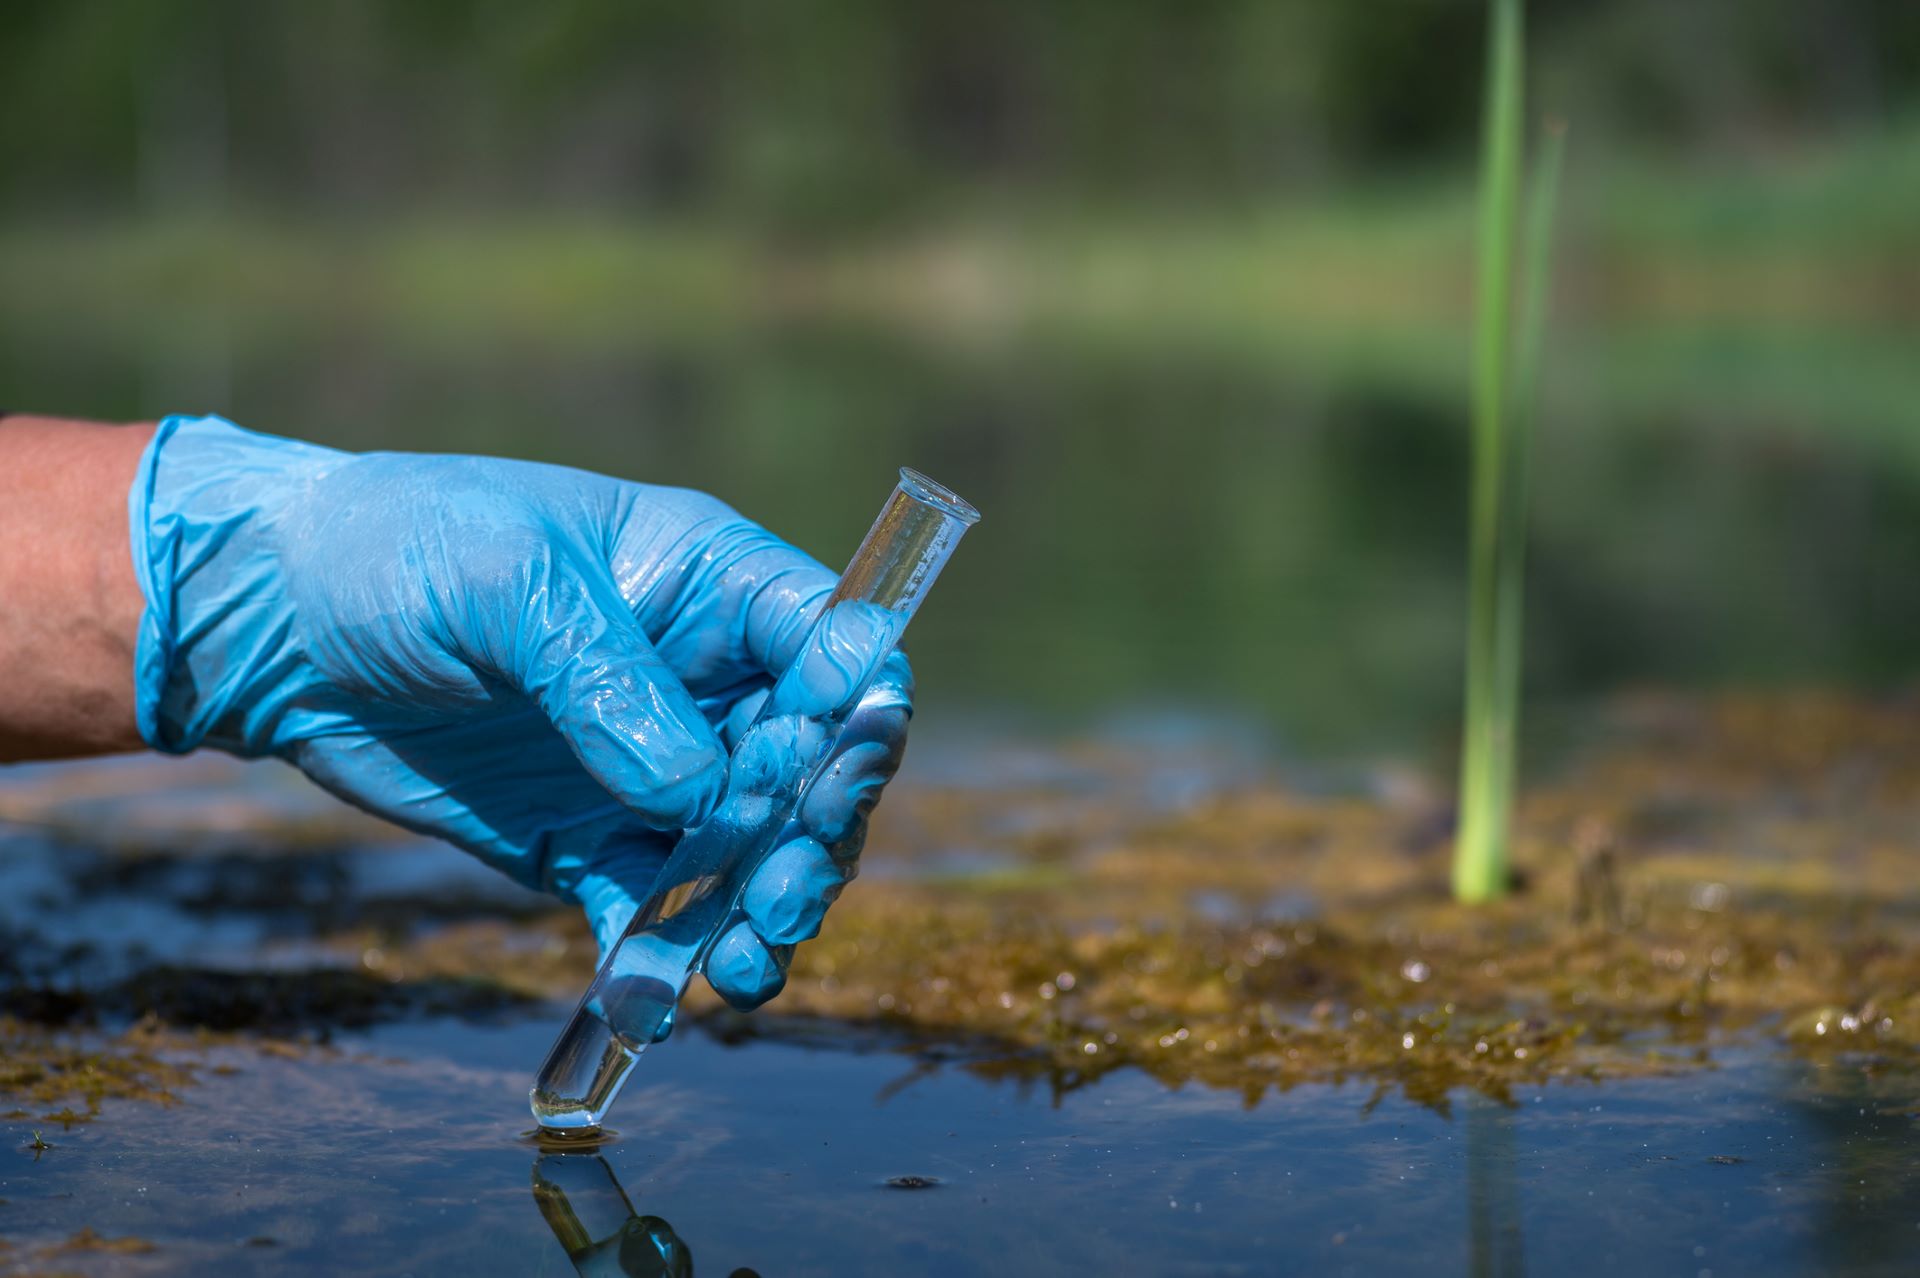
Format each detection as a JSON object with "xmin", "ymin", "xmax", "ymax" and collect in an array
[
  {"xmin": 530, "ymin": 922, "xmax": 703, "ymax": 1128},
  {"xmin": 531, "ymin": 468, "xmax": 979, "ymax": 1132}
]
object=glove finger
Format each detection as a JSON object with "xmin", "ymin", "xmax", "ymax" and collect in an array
[
  {"xmin": 800, "ymin": 740, "xmax": 894, "ymax": 867},
  {"xmin": 513, "ymin": 558, "xmax": 727, "ymax": 831},
  {"xmin": 646, "ymin": 523, "xmax": 836, "ymax": 682},
  {"xmin": 724, "ymin": 539, "xmax": 839, "ymax": 679},
  {"xmin": 702, "ymin": 529, "xmax": 915, "ymax": 726},
  {"xmin": 569, "ymin": 822, "xmax": 694, "ymax": 1043},
  {"xmin": 798, "ymin": 655, "xmax": 912, "ymax": 853},
  {"xmin": 740, "ymin": 833, "xmax": 845, "ymax": 945},
  {"xmin": 764, "ymin": 598, "xmax": 897, "ymax": 721},
  {"xmin": 680, "ymin": 526, "xmax": 915, "ymax": 705},
  {"xmin": 723, "ymin": 643, "xmax": 908, "ymax": 748},
  {"xmin": 720, "ymin": 685, "xmax": 771, "ymax": 751},
  {"xmin": 704, "ymin": 920, "xmax": 792, "ymax": 1011}
]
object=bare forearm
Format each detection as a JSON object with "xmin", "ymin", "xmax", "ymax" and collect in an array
[{"xmin": 0, "ymin": 416, "xmax": 155, "ymax": 760}]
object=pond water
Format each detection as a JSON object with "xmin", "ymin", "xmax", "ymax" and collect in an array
[{"xmin": 6, "ymin": 1017, "xmax": 1919, "ymax": 1276}]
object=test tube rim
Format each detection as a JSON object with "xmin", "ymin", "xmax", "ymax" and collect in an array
[{"xmin": 897, "ymin": 467, "xmax": 981, "ymax": 527}]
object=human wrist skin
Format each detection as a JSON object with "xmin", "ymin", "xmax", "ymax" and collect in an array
[
  {"xmin": 0, "ymin": 416, "xmax": 154, "ymax": 761},
  {"xmin": 130, "ymin": 415, "xmax": 347, "ymax": 756}
]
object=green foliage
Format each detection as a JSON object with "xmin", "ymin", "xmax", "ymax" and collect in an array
[{"xmin": 0, "ymin": 0, "xmax": 1915, "ymax": 226}]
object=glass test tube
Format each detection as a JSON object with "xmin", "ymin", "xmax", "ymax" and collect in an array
[{"xmin": 531, "ymin": 468, "xmax": 980, "ymax": 1131}]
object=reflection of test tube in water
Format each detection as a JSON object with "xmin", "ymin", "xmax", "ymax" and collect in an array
[
  {"xmin": 531, "ymin": 469, "xmax": 980, "ymax": 1132},
  {"xmin": 531, "ymin": 1154, "xmax": 692, "ymax": 1277}
]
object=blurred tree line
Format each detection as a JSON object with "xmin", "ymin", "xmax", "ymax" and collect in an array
[{"xmin": 3, "ymin": 0, "xmax": 1917, "ymax": 229}]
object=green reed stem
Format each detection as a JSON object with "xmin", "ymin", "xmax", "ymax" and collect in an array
[
  {"xmin": 1454, "ymin": 0, "xmax": 1526, "ymax": 904},
  {"xmin": 1487, "ymin": 117, "xmax": 1566, "ymax": 850}
]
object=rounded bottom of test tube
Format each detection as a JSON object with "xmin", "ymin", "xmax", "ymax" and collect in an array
[
  {"xmin": 529, "ymin": 1008, "xmax": 647, "ymax": 1132},
  {"xmin": 529, "ymin": 1106, "xmax": 605, "ymax": 1135}
]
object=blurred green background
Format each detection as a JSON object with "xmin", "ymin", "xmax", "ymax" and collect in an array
[{"xmin": 4, "ymin": 0, "xmax": 1918, "ymax": 760}]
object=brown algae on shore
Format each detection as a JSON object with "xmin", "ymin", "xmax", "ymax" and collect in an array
[
  {"xmin": 0, "ymin": 1017, "xmax": 195, "ymax": 1125},
  {"xmin": 1, "ymin": 692, "xmax": 1917, "ymax": 1119},
  {"xmin": 316, "ymin": 692, "xmax": 1920, "ymax": 1110}
]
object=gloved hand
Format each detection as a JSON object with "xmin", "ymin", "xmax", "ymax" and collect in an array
[{"xmin": 130, "ymin": 415, "xmax": 909, "ymax": 1023}]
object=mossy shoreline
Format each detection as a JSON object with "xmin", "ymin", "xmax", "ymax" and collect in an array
[{"xmin": 2, "ymin": 691, "xmax": 1917, "ymax": 1122}]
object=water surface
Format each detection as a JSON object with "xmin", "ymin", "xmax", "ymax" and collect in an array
[{"xmin": 5, "ymin": 1017, "xmax": 1917, "ymax": 1276}]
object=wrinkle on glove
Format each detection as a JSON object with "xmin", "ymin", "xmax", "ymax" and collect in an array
[{"xmin": 130, "ymin": 416, "xmax": 346, "ymax": 754}]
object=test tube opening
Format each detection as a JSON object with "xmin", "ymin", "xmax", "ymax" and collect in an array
[{"xmin": 897, "ymin": 467, "xmax": 981, "ymax": 526}]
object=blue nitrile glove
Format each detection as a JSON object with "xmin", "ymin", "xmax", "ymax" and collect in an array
[{"xmin": 130, "ymin": 415, "xmax": 910, "ymax": 1025}]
